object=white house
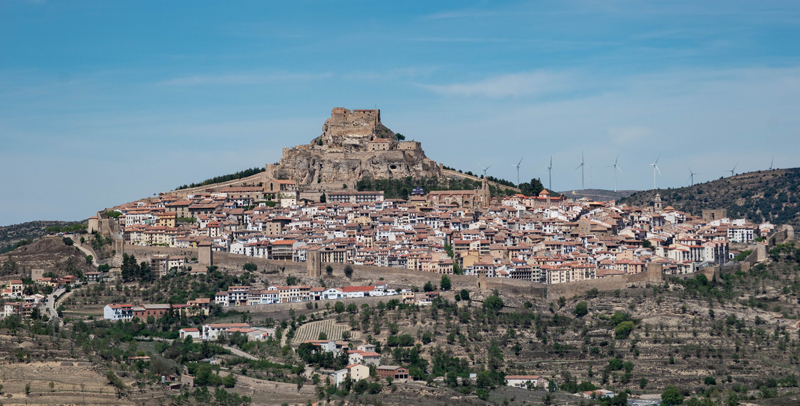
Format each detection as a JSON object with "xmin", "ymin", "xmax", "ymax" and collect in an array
[
  {"xmin": 332, "ymin": 369, "xmax": 349, "ymax": 386},
  {"xmin": 322, "ymin": 288, "xmax": 345, "ymax": 300},
  {"xmin": 506, "ymin": 375, "xmax": 546, "ymax": 389},
  {"xmin": 104, "ymin": 304, "xmax": 134, "ymax": 321},
  {"xmin": 179, "ymin": 328, "xmax": 201, "ymax": 340},
  {"xmin": 202, "ymin": 323, "xmax": 250, "ymax": 341},
  {"xmin": 348, "ymin": 350, "xmax": 381, "ymax": 366}
]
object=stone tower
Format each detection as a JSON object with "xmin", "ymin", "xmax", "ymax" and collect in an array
[
  {"xmin": 653, "ymin": 193, "xmax": 663, "ymax": 212},
  {"xmin": 307, "ymin": 249, "xmax": 322, "ymax": 277},
  {"xmin": 479, "ymin": 178, "xmax": 491, "ymax": 209}
]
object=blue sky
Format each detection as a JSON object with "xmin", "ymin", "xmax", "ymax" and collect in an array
[{"xmin": 2, "ymin": 0, "xmax": 800, "ymax": 226}]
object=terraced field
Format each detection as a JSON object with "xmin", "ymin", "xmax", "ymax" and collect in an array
[{"xmin": 293, "ymin": 319, "xmax": 353, "ymax": 344}]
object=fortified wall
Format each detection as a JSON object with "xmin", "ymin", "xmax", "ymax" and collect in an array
[{"xmin": 122, "ymin": 244, "xmax": 666, "ymax": 302}]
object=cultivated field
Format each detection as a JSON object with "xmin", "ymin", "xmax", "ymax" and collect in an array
[
  {"xmin": 292, "ymin": 319, "xmax": 352, "ymax": 344},
  {"xmin": 0, "ymin": 361, "xmax": 134, "ymax": 405}
]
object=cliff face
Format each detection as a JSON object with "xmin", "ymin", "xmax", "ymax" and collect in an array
[{"xmin": 268, "ymin": 108, "xmax": 442, "ymax": 189}]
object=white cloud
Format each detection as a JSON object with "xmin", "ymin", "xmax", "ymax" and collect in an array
[{"xmin": 419, "ymin": 71, "xmax": 574, "ymax": 98}]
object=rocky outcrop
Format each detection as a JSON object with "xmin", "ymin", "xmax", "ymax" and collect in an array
[{"xmin": 267, "ymin": 108, "xmax": 443, "ymax": 189}]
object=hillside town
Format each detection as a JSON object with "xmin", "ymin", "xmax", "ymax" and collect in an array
[{"xmin": 103, "ymin": 182, "xmax": 773, "ymax": 285}]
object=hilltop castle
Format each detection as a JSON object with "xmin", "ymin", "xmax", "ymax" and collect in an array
[{"xmin": 265, "ymin": 107, "xmax": 443, "ymax": 191}]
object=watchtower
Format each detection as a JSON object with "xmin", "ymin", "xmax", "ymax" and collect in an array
[{"xmin": 307, "ymin": 249, "xmax": 322, "ymax": 277}]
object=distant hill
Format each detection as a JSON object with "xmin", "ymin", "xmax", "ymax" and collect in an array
[
  {"xmin": 619, "ymin": 168, "xmax": 800, "ymax": 227},
  {"xmin": 558, "ymin": 189, "xmax": 637, "ymax": 202},
  {"xmin": 0, "ymin": 220, "xmax": 83, "ymax": 255}
]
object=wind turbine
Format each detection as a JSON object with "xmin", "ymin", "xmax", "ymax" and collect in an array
[
  {"xmin": 575, "ymin": 151, "xmax": 585, "ymax": 190},
  {"xmin": 511, "ymin": 157, "xmax": 523, "ymax": 186},
  {"xmin": 479, "ymin": 164, "xmax": 492, "ymax": 179},
  {"xmin": 769, "ymin": 156, "xmax": 775, "ymax": 170},
  {"xmin": 608, "ymin": 154, "xmax": 623, "ymax": 192},
  {"xmin": 547, "ymin": 156, "xmax": 553, "ymax": 191},
  {"xmin": 650, "ymin": 154, "xmax": 662, "ymax": 189},
  {"xmin": 725, "ymin": 161, "xmax": 739, "ymax": 177},
  {"xmin": 687, "ymin": 165, "xmax": 698, "ymax": 186}
]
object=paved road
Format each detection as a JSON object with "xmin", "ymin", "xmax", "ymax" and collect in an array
[
  {"xmin": 224, "ymin": 345, "xmax": 258, "ymax": 360},
  {"xmin": 45, "ymin": 288, "xmax": 64, "ymax": 320},
  {"xmin": 72, "ymin": 240, "xmax": 99, "ymax": 267}
]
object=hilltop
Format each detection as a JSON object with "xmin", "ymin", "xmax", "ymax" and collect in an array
[
  {"xmin": 620, "ymin": 168, "xmax": 800, "ymax": 226},
  {"xmin": 0, "ymin": 220, "xmax": 84, "ymax": 255}
]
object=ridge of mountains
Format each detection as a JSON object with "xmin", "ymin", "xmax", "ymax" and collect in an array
[{"xmin": 619, "ymin": 168, "xmax": 800, "ymax": 226}]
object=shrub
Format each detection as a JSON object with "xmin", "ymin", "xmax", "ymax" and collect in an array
[
  {"xmin": 484, "ymin": 295, "xmax": 504, "ymax": 312},
  {"xmin": 661, "ymin": 385, "xmax": 683, "ymax": 406},
  {"xmin": 574, "ymin": 301, "xmax": 588, "ymax": 317},
  {"xmin": 615, "ymin": 321, "xmax": 635, "ymax": 339},
  {"xmin": 344, "ymin": 265, "xmax": 353, "ymax": 278},
  {"xmin": 460, "ymin": 289, "xmax": 470, "ymax": 301}
]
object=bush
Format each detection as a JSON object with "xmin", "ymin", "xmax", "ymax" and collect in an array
[
  {"xmin": 615, "ymin": 321, "xmax": 635, "ymax": 339},
  {"xmin": 484, "ymin": 295, "xmax": 504, "ymax": 312},
  {"xmin": 62, "ymin": 237, "xmax": 74, "ymax": 246},
  {"xmin": 661, "ymin": 385, "xmax": 683, "ymax": 406},
  {"xmin": 344, "ymin": 265, "xmax": 353, "ymax": 278},
  {"xmin": 243, "ymin": 263, "xmax": 257, "ymax": 272},
  {"xmin": 222, "ymin": 374, "xmax": 236, "ymax": 388},
  {"xmin": 326, "ymin": 265, "xmax": 333, "ymax": 275},
  {"xmin": 704, "ymin": 376, "xmax": 716, "ymax": 385},
  {"xmin": 574, "ymin": 302, "xmax": 588, "ymax": 317},
  {"xmin": 423, "ymin": 281, "xmax": 435, "ymax": 292},
  {"xmin": 460, "ymin": 289, "xmax": 470, "ymax": 301}
]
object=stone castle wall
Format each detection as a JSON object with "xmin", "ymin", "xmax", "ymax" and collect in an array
[{"xmin": 122, "ymin": 244, "xmax": 669, "ymax": 302}]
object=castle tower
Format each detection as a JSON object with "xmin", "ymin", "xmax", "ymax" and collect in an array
[
  {"xmin": 307, "ymin": 249, "xmax": 322, "ymax": 277},
  {"xmin": 653, "ymin": 193, "xmax": 663, "ymax": 212}
]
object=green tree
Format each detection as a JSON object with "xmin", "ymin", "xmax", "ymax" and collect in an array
[
  {"xmin": 519, "ymin": 178, "xmax": 545, "ymax": 196},
  {"xmin": 574, "ymin": 301, "xmax": 588, "ymax": 317},
  {"xmin": 344, "ymin": 265, "xmax": 353, "ymax": 278},
  {"xmin": 222, "ymin": 374, "xmax": 236, "ymax": 388},
  {"xmin": 62, "ymin": 237, "xmax": 74, "ymax": 246},
  {"xmin": 639, "ymin": 377, "xmax": 648, "ymax": 389},
  {"xmin": 615, "ymin": 321, "xmax": 635, "ymax": 339},
  {"xmin": 326, "ymin": 265, "xmax": 333, "ymax": 275},
  {"xmin": 243, "ymin": 263, "xmax": 257, "ymax": 272},
  {"xmin": 483, "ymin": 295, "xmax": 504, "ymax": 312},
  {"xmin": 460, "ymin": 289, "xmax": 470, "ymax": 301},
  {"xmin": 423, "ymin": 281, "xmax": 435, "ymax": 292},
  {"xmin": 318, "ymin": 332, "xmax": 328, "ymax": 340},
  {"xmin": 440, "ymin": 275, "xmax": 451, "ymax": 291},
  {"xmin": 334, "ymin": 301, "xmax": 345, "ymax": 313},
  {"xmin": 661, "ymin": 385, "xmax": 684, "ymax": 406}
]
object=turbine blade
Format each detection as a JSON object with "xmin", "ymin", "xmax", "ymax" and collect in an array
[
  {"xmin": 617, "ymin": 165, "xmax": 623, "ymax": 173},
  {"xmin": 655, "ymin": 165, "xmax": 662, "ymax": 175},
  {"xmin": 615, "ymin": 154, "xmax": 619, "ymax": 165},
  {"xmin": 518, "ymin": 157, "xmax": 524, "ymax": 166},
  {"xmin": 655, "ymin": 153, "xmax": 661, "ymax": 165}
]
